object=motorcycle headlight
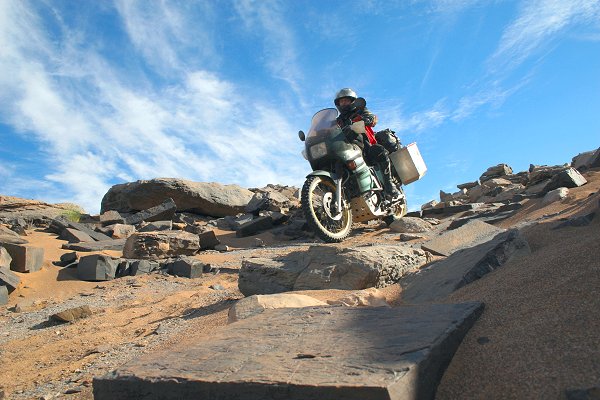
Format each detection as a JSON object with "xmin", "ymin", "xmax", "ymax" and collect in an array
[{"xmin": 309, "ymin": 142, "xmax": 327, "ymax": 159}]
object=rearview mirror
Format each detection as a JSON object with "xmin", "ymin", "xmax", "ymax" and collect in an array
[{"xmin": 298, "ymin": 130, "xmax": 305, "ymax": 141}]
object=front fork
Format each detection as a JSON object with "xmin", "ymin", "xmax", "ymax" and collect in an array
[{"xmin": 333, "ymin": 162, "xmax": 344, "ymax": 215}]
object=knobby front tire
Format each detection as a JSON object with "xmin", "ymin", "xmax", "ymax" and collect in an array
[{"xmin": 301, "ymin": 176, "xmax": 352, "ymax": 243}]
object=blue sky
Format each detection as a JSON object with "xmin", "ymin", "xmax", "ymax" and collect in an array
[{"xmin": 1, "ymin": 0, "xmax": 599, "ymax": 214}]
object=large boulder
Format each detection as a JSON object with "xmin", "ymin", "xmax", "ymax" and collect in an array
[
  {"xmin": 100, "ymin": 178, "xmax": 254, "ymax": 217},
  {"xmin": 238, "ymin": 245, "xmax": 431, "ymax": 296}
]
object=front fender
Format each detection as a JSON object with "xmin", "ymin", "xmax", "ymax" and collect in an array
[{"xmin": 305, "ymin": 170, "xmax": 336, "ymax": 180}]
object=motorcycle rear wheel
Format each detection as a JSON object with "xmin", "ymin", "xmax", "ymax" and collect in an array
[
  {"xmin": 301, "ymin": 176, "xmax": 352, "ymax": 243},
  {"xmin": 383, "ymin": 187, "xmax": 408, "ymax": 226}
]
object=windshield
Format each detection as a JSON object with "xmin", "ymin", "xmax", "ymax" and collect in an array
[{"xmin": 306, "ymin": 108, "xmax": 338, "ymax": 141}]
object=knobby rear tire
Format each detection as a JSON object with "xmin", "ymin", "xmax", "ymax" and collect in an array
[{"xmin": 301, "ymin": 176, "xmax": 352, "ymax": 243}]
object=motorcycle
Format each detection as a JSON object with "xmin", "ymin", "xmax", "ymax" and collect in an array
[{"xmin": 298, "ymin": 98, "xmax": 422, "ymax": 243}]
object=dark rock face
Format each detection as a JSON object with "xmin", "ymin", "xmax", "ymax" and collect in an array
[
  {"xmin": 0, "ymin": 266, "xmax": 20, "ymax": 293},
  {"xmin": 100, "ymin": 178, "xmax": 254, "ymax": 217},
  {"xmin": 77, "ymin": 254, "xmax": 119, "ymax": 281},
  {"xmin": 93, "ymin": 302, "xmax": 484, "ymax": 400},
  {"xmin": 0, "ymin": 243, "xmax": 44, "ymax": 273}
]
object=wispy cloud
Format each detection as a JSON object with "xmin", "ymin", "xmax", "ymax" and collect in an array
[
  {"xmin": 0, "ymin": 1, "xmax": 306, "ymax": 213},
  {"xmin": 114, "ymin": 0, "xmax": 217, "ymax": 74},
  {"xmin": 233, "ymin": 0, "xmax": 304, "ymax": 99},
  {"xmin": 489, "ymin": 0, "xmax": 600, "ymax": 73}
]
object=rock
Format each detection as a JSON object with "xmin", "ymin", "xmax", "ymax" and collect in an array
[
  {"xmin": 77, "ymin": 254, "xmax": 119, "ymax": 281},
  {"xmin": 524, "ymin": 179, "xmax": 552, "ymax": 196},
  {"xmin": 479, "ymin": 163, "xmax": 513, "ymax": 182},
  {"xmin": 125, "ymin": 198, "xmax": 177, "ymax": 226},
  {"xmin": 543, "ymin": 167, "xmax": 587, "ymax": 193},
  {"xmin": 0, "ymin": 285, "xmax": 7, "ymax": 306},
  {"xmin": 0, "ymin": 243, "xmax": 44, "ymax": 272},
  {"xmin": 245, "ymin": 190, "xmax": 291, "ymax": 214},
  {"xmin": 198, "ymin": 231, "xmax": 220, "ymax": 250},
  {"xmin": 214, "ymin": 244, "xmax": 230, "ymax": 252},
  {"xmin": 93, "ymin": 302, "xmax": 484, "ymax": 400},
  {"xmin": 57, "ymin": 252, "xmax": 78, "ymax": 267},
  {"xmin": 107, "ymin": 224, "xmax": 136, "ymax": 239},
  {"xmin": 101, "ymin": 178, "xmax": 254, "ymax": 218},
  {"xmin": 406, "ymin": 210, "xmax": 423, "ymax": 218},
  {"xmin": 228, "ymin": 293, "xmax": 327, "ymax": 323},
  {"xmin": 138, "ymin": 220, "xmax": 173, "ymax": 232},
  {"xmin": 389, "ymin": 217, "xmax": 433, "ymax": 233},
  {"xmin": 235, "ymin": 216, "xmax": 273, "ymax": 237},
  {"xmin": 402, "ymin": 229, "xmax": 530, "ymax": 303},
  {"xmin": 123, "ymin": 231, "xmax": 199, "ymax": 260},
  {"xmin": 422, "ymin": 202, "xmax": 484, "ymax": 217},
  {"xmin": 565, "ymin": 385, "xmax": 600, "ymax": 400},
  {"xmin": 129, "ymin": 260, "xmax": 160, "ymax": 276},
  {"xmin": 0, "ymin": 195, "xmax": 85, "ymax": 220},
  {"xmin": 0, "ymin": 267, "xmax": 21, "ymax": 293},
  {"xmin": 528, "ymin": 164, "xmax": 568, "ymax": 186},
  {"xmin": 542, "ymin": 187, "xmax": 569, "ymax": 205},
  {"xmin": 457, "ymin": 180, "xmax": 479, "ymax": 190},
  {"xmin": 239, "ymin": 258, "xmax": 305, "ymax": 296},
  {"xmin": 62, "ymin": 239, "xmax": 126, "ymax": 252},
  {"xmin": 326, "ymin": 288, "xmax": 390, "ymax": 307},
  {"xmin": 59, "ymin": 228, "xmax": 94, "ymax": 243},
  {"xmin": 238, "ymin": 245, "xmax": 430, "ymax": 296},
  {"xmin": 99, "ymin": 210, "xmax": 125, "ymax": 226},
  {"xmin": 259, "ymin": 210, "xmax": 288, "ymax": 225},
  {"xmin": 166, "ymin": 256, "xmax": 205, "ymax": 278},
  {"xmin": 399, "ymin": 233, "xmax": 427, "ymax": 241},
  {"xmin": 52, "ymin": 217, "xmax": 111, "ymax": 242},
  {"xmin": 571, "ymin": 147, "xmax": 600, "ymax": 172},
  {"xmin": 553, "ymin": 212, "xmax": 596, "ymax": 229},
  {"xmin": 0, "ymin": 247, "xmax": 12, "ymax": 269},
  {"xmin": 420, "ymin": 199, "xmax": 438, "ymax": 210},
  {"xmin": 50, "ymin": 305, "xmax": 93, "ymax": 322},
  {"xmin": 421, "ymin": 220, "xmax": 505, "ymax": 257}
]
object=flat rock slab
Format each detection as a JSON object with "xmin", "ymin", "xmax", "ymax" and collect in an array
[
  {"xmin": 238, "ymin": 245, "xmax": 431, "ymax": 296},
  {"xmin": 94, "ymin": 302, "xmax": 484, "ymax": 400},
  {"xmin": 420, "ymin": 219, "xmax": 505, "ymax": 256},
  {"xmin": 62, "ymin": 238, "xmax": 126, "ymax": 252},
  {"xmin": 401, "ymin": 229, "xmax": 530, "ymax": 304}
]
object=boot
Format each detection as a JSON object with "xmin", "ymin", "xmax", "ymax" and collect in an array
[{"xmin": 381, "ymin": 163, "xmax": 400, "ymax": 199}]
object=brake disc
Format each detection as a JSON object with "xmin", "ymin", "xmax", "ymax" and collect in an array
[{"xmin": 322, "ymin": 192, "xmax": 343, "ymax": 221}]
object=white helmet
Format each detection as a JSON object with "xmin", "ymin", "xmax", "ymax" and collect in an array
[{"xmin": 334, "ymin": 88, "xmax": 357, "ymax": 107}]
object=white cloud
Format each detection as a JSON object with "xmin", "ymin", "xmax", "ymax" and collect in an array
[
  {"xmin": 489, "ymin": 0, "xmax": 600, "ymax": 73},
  {"xmin": 114, "ymin": 0, "xmax": 217, "ymax": 73},
  {"xmin": 233, "ymin": 0, "xmax": 304, "ymax": 98},
  {"xmin": 0, "ymin": 1, "xmax": 306, "ymax": 213}
]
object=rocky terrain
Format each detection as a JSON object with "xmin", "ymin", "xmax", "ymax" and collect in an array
[{"xmin": 0, "ymin": 147, "xmax": 599, "ymax": 399}]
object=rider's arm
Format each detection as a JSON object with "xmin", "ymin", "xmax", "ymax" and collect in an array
[{"xmin": 360, "ymin": 108, "xmax": 378, "ymax": 127}]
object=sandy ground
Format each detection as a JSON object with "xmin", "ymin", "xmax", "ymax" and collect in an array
[{"xmin": 0, "ymin": 170, "xmax": 598, "ymax": 399}]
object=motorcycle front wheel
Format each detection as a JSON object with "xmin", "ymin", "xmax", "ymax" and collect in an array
[{"xmin": 301, "ymin": 175, "xmax": 352, "ymax": 243}]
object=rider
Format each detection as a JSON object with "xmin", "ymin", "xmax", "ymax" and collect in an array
[{"xmin": 334, "ymin": 88, "xmax": 400, "ymax": 198}]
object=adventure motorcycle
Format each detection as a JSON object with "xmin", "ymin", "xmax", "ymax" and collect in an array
[{"xmin": 298, "ymin": 98, "xmax": 426, "ymax": 243}]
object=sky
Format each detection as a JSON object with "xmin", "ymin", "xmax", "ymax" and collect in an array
[{"xmin": 1, "ymin": 0, "xmax": 599, "ymax": 214}]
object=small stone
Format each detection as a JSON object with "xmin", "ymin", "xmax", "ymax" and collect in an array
[
  {"xmin": 50, "ymin": 305, "xmax": 93, "ymax": 322},
  {"xmin": 209, "ymin": 284, "xmax": 225, "ymax": 290},
  {"xmin": 214, "ymin": 244, "xmax": 230, "ymax": 252},
  {"xmin": 477, "ymin": 336, "xmax": 490, "ymax": 345}
]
